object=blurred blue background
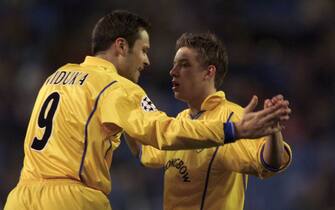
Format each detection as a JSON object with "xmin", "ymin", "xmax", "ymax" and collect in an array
[{"xmin": 0, "ymin": 0, "xmax": 334, "ymax": 209}]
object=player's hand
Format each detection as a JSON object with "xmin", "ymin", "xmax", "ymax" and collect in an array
[
  {"xmin": 264, "ymin": 94, "xmax": 291, "ymax": 130},
  {"xmin": 234, "ymin": 95, "xmax": 291, "ymax": 139}
]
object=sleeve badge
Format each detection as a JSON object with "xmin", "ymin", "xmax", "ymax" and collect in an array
[{"xmin": 141, "ymin": 96, "xmax": 157, "ymax": 112}]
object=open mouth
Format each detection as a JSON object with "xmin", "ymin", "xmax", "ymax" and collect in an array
[{"xmin": 172, "ymin": 81, "xmax": 180, "ymax": 90}]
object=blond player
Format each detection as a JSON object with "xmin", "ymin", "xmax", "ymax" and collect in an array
[
  {"xmin": 5, "ymin": 11, "xmax": 289, "ymax": 210},
  {"xmin": 127, "ymin": 32, "xmax": 292, "ymax": 210}
]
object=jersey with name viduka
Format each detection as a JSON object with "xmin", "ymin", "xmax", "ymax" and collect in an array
[
  {"xmin": 19, "ymin": 56, "xmax": 227, "ymax": 195},
  {"xmin": 140, "ymin": 91, "xmax": 292, "ymax": 210}
]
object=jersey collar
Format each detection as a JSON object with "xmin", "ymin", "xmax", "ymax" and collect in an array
[
  {"xmin": 200, "ymin": 91, "xmax": 226, "ymax": 111},
  {"xmin": 81, "ymin": 56, "xmax": 117, "ymax": 73}
]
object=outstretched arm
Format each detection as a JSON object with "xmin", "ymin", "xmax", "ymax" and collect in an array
[
  {"xmin": 103, "ymin": 94, "xmax": 290, "ymax": 150},
  {"xmin": 101, "ymin": 85, "xmax": 290, "ymax": 150}
]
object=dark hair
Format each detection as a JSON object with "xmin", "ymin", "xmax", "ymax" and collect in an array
[
  {"xmin": 176, "ymin": 32, "xmax": 228, "ymax": 89},
  {"xmin": 91, "ymin": 10, "xmax": 151, "ymax": 55}
]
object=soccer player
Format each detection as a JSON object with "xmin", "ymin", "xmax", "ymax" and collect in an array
[
  {"xmin": 4, "ymin": 11, "xmax": 289, "ymax": 210},
  {"xmin": 127, "ymin": 32, "xmax": 292, "ymax": 210}
]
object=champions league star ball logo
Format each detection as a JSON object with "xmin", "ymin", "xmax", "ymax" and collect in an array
[{"xmin": 141, "ymin": 96, "xmax": 157, "ymax": 112}]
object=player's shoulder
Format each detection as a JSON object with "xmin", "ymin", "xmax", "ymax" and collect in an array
[
  {"xmin": 109, "ymin": 76, "xmax": 158, "ymax": 112},
  {"xmin": 58, "ymin": 63, "xmax": 78, "ymax": 70},
  {"xmin": 113, "ymin": 75, "xmax": 146, "ymax": 96},
  {"xmin": 176, "ymin": 109, "xmax": 190, "ymax": 119},
  {"xmin": 224, "ymin": 99, "xmax": 244, "ymax": 111},
  {"xmin": 221, "ymin": 98, "xmax": 244, "ymax": 117}
]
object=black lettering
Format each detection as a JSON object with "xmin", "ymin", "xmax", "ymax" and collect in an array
[
  {"xmin": 48, "ymin": 71, "xmax": 60, "ymax": 84},
  {"xmin": 165, "ymin": 158, "xmax": 191, "ymax": 182},
  {"xmin": 68, "ymin": 72, "xmax": 80, "ymax": 84},
  {"xmin": 31, "ymin": 92, "xmax": 60, "ymax": 150},
  {"xmin": 62, "ymin": 72, "xmax": 72, "ymax": 84},
  {"xmin": 165, "ymin": 161, "xmax": 171, "ymax": 170},
  {"xmin": 54, "ymin": 71, "xmax": 66, "ymax": 84},
  {"xmin": 78, "ymin": 74, "xmax": 89, "ymax": 85},
  {"xmin": 179, "ymin": 166, "xmax": 187, "ymax": 174},
  {"xmin": 45, "ymin": 75, "xmax": 52, "ymax": 84},
  {"xmin": 182, "ymin": 173, "xmax": 191, "ymax": 182},
  {"xmin": 171, "ymin": 159, "xmax": 178, "ymax": 167},
  {"xmin": 176, "ymin": 160, "xmax": 183, "ymax": 169}
]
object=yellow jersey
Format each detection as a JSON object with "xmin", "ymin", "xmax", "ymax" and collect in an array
[
  {"xmin": 19, "ymin": 56, "xmax": 227, "ymax": 196},
  {"xmin": 140, "ymin": 91, "xmax": 292, "ymax": 210}
]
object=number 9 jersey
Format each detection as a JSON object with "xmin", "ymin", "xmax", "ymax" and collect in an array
[{"xmin": 18, "ymin": 56, "xmax": 122, "ymax": 195}]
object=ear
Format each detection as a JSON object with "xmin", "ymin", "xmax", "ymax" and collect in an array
[
  {"xmin": 114, "ymin": 37, "xmax": 129, "ymax": 56},
  {"xmin": 204, "ymin": 65, "xmax": 216, "ymax": 80}
]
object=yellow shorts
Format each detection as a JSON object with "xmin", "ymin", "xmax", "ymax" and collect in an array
[{"xmin": 4, "ymin": 179, "xmax": 112, "ymax": 210}]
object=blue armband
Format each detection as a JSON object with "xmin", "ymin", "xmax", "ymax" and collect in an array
[{"xmin": 223, "ymin": 122, "xmax": 236, "ymax": 143}]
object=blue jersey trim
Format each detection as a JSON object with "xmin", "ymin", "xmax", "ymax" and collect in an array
[
  {"xmin": 200, "ymin": 112, "xmax": 234, "ymax": 209},
  {"xmin": 200, "ymin": 146, "xmax": 219, "ymax": 210},
  {"xmin": 260, "ymin": 143, "xmax": 291, "ymax": 172},
  {"xmin": 226, "ymin": 112, "xmax": 234, "ymax": 122},
  {"xmin": 79, "ymin": 80, "xmax": 117, "ymax": 181},
  {"xmin": 223, "ymin": 112, "xmax": 235, "ymax": 143}
]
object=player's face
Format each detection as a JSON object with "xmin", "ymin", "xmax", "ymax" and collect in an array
[
  {"xmin": 123, "ymin": 29, "xmax": 150, "ymax": 83},
  {"xmin": 170, "ymin": 47, "xmax": 208, "ymax": 103}
]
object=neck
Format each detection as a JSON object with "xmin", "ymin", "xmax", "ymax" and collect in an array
[
  {"xmin": 96, "ymin": 52, "xmax": 120, "ymax": 70},
  {"xmin": 188, "ymin": 87, "xmax": 216, "ymax": 116}
]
